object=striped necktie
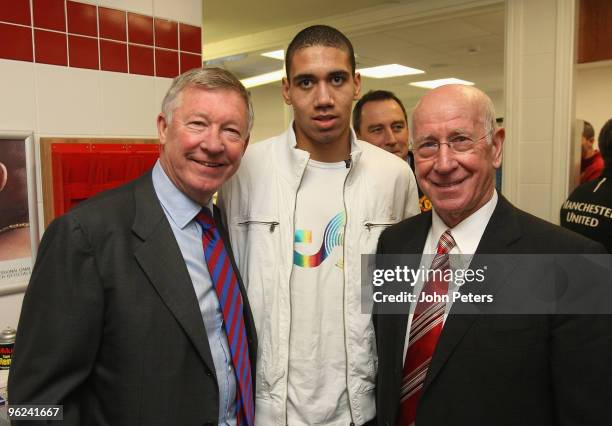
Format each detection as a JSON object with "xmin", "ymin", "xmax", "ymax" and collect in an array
[
  {"xmin": 196, "ymin": 207, "xmax": 255, "ymax": 426},
  {"xmin": 397, "ymin": 230, "xmax": 456, "ymax": 426}
]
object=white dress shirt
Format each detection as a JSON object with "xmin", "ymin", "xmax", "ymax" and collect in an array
[{"xmin": 403, "ymin": 190, "xmax": 499, "ymax": 360}]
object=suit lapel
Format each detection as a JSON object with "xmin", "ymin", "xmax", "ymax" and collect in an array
[
  {"xmin": 423, "ymin": 196, "xmax": 523, "ymax": 392},
  {"xmin": 131, "ymin": 173, "xmax": 217, "ymax": 375}
]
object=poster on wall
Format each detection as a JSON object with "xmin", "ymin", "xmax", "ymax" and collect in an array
[{"xmin": 0, "ymin": 134, "xmax": 38, "ymax": 295}]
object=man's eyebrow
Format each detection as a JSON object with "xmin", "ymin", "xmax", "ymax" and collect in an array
[
  {"xmin": 328, "ymin": 70, "xmax": 351, "ymax": 81},
  {"xmin": 291, "ymin": 73, "xmax": 316, "ymax": 83}
]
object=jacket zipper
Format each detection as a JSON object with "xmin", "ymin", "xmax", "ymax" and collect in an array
[
  {"xmin": 364, "ymin": 221, "xmax": 394, "ymax": 231},
  {"xmin": 342, "ymin": 159, "xmax": 356, "ymax": 425},
  {"xmin": 237, "ymin": 220, "xmax": 279, "ymax": 232},
  {"xmin": 285, "ymin": 162, "xmax": 308, "ymax": 426}
]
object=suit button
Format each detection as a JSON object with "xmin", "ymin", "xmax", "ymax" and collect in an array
[{"xmin": 206, "ymin": 370, "xmax": 212, "ymax": 377}]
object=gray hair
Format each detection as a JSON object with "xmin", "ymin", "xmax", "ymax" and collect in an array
[{"xmin": 161, "ymin": 67, "xmax": 254, "ymax": 133}]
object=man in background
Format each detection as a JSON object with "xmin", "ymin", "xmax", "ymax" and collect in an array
[
  {"xmin": 10, "ymin": 68, "xmax": 257, "ymax": 425},
  {"xmin": 375, "ymin": 84, "xmax": 611, "ymax": 425},
  {"xmin": 562, "ymin": 118, "xmax": 612, "ymax": 252},
  {"xmin": 580, "ymin": 120, "xmax": 604, "ymax": 183},
  {"xmin": 353, "ymin": 89, "xmax": 430, "ymax": 211},
  {"xmin": 220, "ymin": 25, "xmax": 419, "ymax": 426}
]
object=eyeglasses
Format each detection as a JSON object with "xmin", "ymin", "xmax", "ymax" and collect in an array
[{"xmin": 413, "ymin": 131, "xmax": 492, "ymax": 159}]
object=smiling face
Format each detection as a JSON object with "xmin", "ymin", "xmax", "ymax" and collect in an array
[
  {"xmin": 158, "ymin": 86, "xmax": 249, "ymax": 205},
  {"xmin": 412, "ymin": 85, "xmax": 504, "ymax": 227},
  {"xmin": 282, "ymin": 45, "xmax": 361, "ymax": 160},
  {"xmin": 358, "ymin": 99, "xmax": 409, "ymax": 160}
]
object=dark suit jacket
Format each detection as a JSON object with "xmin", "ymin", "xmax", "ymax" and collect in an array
[
  {"xmin": 8, "ymin": 172, "xmax": 257, "ymax": 426},
  {"xmin": 375, "ymin": 196, "xmax": 612, "ymax": 426}
]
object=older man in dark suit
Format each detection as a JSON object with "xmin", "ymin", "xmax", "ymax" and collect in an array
[
  {"xmin": 375, "ymin": 85, "xmax": 612, "ymax": 426},
  {"xmin": 9, "ymin": 68, "xmax": 257, "ymax": 426}
]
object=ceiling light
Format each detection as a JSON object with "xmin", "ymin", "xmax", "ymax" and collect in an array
[
  {"xmin": 358, "ymin": 64, "xmax": 425, "ymax": 78},
  {"xmin": 240, "ymin": 69, "xmax": 285, "ymax": 88},
  {"xmin": 409, "ymin": 78, "xmax": 475, "ymax": 89},
  {"xmin": 261, "ymin": 50, "xmax": 285, "ymax": 60}
]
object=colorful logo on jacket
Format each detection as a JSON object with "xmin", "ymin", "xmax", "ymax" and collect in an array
[{"xmin": 294, "ymin": 212, "xmax": 345, "ymax": 267}]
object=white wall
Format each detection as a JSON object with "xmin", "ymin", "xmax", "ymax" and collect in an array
[
  {"xmin": 0, "ymin": 0, "xmax": 201, "ymax": 329},
  {"xmin": 249, "ymin": 83, "xmax": 292, "ymax": 143},
  {"xmin": 575, "ymin": 61, "xmax": 612, "ymax": 143}
]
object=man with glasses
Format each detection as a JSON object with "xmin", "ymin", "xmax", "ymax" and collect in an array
[{"xmin": 375, "ymin": 84, "xmax": 611, "ymax": 425}]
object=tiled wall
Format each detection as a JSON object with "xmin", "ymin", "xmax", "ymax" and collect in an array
[
  {"xmin": 0, "ymin": 0, "xmax": 202, "ymax": 328},
  {"xmin": 0, "ymin": 0, "xmax": 202, "ymax": 78}
]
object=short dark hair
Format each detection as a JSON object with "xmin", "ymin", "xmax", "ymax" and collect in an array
[
  {"xmin": 599, "ymin": 119, "xmax": 612, "ymax": 166},
  {"xmin": 352, "ymin": 90, "xmax": 407, "ymax": 135},
  {"xmin": 285, "ymin": 25, "xmax": 356, "ymax": 79},
  {"xmin": 583, "ymin": 120, "xmax": 595, "ymax": 140}
]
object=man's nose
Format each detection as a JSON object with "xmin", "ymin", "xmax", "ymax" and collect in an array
[
  {"xmin": 314, "ymin": 83, "xmax": 334, "ymax": 107},
  {"xmin": 432, "ymin": 143, "xmax": 457, "ymax": 173},
  {"xmin": 200, "ymin": 131, "xmax": 225, "ymax": 154},
  {"xmin": 383, "ymin": 127, "xmax": 397, "ymax": 146}
]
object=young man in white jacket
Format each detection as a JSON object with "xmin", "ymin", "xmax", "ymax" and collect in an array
[{"xmin": 219, "ymin": 25, "xmax": 420, "ymax": 426}]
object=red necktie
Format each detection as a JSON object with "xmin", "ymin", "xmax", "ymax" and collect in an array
[
  {"xmin": 196, "ymin": 207, "xmax": 255, "ymax": 426},
  {"xmin": 397, "ymin": 230, "xmax": 456, "ymax": 426}
]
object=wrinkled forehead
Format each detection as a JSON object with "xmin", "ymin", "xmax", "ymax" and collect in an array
[{"xmin": 413, "ymin": 95, "xmax": 485, "ymax": 137}]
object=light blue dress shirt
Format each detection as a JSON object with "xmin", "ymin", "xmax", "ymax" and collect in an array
[{"xmin": 152, "ymin": 161, "xmax": 237, "ymax": 426}]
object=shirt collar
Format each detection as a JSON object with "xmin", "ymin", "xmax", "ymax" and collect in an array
[
  {"xmin": 431, "ymin": 190, "xmax": 498, "ymax": 254},
  {"xmin": 152, "ymin": 160, "xmax": 214, "ymax": 229}
]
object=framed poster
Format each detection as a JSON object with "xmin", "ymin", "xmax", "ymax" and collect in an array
[{"xmin": 0, "ymin": 134, "xmax": 38, "ymax": 295}]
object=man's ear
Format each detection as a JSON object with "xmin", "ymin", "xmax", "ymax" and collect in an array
[
  {"xmin": 243, "ymin": 135, "xmax": 250, "ymax": 153},
  {"xmin": 0, "ymin": 162, "xmax": 7, "ymax": 192},
  {"xmin": 353, "ymin": 72, "xmax": 362, "ymax": 100},
  {"xmin": 491, "ymin": 127, "xmax": 505, "ymax": 169},
  {"xmin": 282, "ymin": 77, "xmax": 291, "ymax": 105},
  {"xmin": 157, "ymin": 113, "xmax": 168, "ymax": 145}
]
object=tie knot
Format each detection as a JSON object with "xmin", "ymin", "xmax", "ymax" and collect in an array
[
  {"xmin": 195, "ymin": 207, "xmax": 215, "ymax": 230},
  {"xmin": 436, "ymin": 230, "xmax": 456, "ymax": 255}
]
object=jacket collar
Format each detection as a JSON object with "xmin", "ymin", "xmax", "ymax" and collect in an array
[{"xmin": 276, "ymin": 122, "xmax": 364, "ymax": 187}]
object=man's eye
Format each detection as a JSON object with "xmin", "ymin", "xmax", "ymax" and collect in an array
[
  {"xmin": 331, "ymin": 75, "xmax": 345, "ymax": 85},
  {"xmin": 392, "ymin": 125, "xmax": 405, "ymax": 132},
  {"xmin": 224, "ymin": 128, "xmax": 241, "ymax": 138},
  {"xmin": 450, "ymin": 135, "xmax": 471, "ymax": 144},
  {"xmin": 187, "ymin": 121, "xmax": 205, "ymax": 129},
  {"xmin": 370, "ymin": 128, "xmax": 382, "ymax": 134},
  {"xmin": 298, "ymin": 79, "xmax": 313, "ymax": 89},
  {"xmin": 419, "ymin": 141, "xmax": 438, "ymax": 149}
]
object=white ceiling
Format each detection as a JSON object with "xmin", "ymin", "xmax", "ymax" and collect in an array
[{"xmin": 203, "ymin": 0, "xmax": 505, "ymax": 107}]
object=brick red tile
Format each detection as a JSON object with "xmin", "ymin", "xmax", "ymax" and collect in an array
[
  {"xmin": 34, "ymin": 29, "xmax": 67, "ymax": 65},
  {"xmin": 33, "ymin": 0, "xmax": 66, "ymax": 32},
  {"xmin": 180, "ymin": 52, "xmax": 201, "ymax": 74},
  {"xmin": 128, "ymin": 13, "xmax": 153, "ymax": 46},
  {"xmin": 68, "ymin": 34, "xmax": 98, "ymax": 69},
  {"xmin": 100, "ymin": 39, "xmax": 127, "ymax": 73},
  {"xmin": 0, "ymin": 0, "xmax": 31, "ymax": 26},
  {"xmin": 99, "ymin": 7, "xmax": 126, "ymax": 42},
  {"xmin": 154, "ymin": 18, "xmax": 177, "ymax": 50},
  {"xmin": 129, "ymin": 44, "xmax": 153, "ymax": 76},
  {"xmin": 0, "ymin": 23, "xmax": 33, "ymax": 62},
  {"xmin": 155, "ymin": 48, "xmax": 178, "ymax": 78},
  {"xmin": 67, "ymin": 1, "xmax": 97, "ymax": 37},
  {"xmin": 179, "ymin": 23, "xmax": 201, "ymax": 54}
]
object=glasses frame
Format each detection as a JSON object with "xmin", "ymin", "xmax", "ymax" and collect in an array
[{"xmin": 413, "ymin": 130, "xmax": 493, "ymax": 159}]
